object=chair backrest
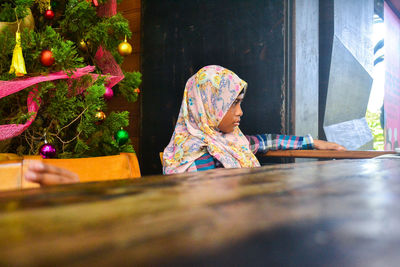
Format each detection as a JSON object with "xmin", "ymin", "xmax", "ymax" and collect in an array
[
  {"xmin": 0, "ymin": 153, "xmax": 22, "ymax": 162},
  {"xmin": 0, "ymin": 154, "xmax": 23, "ymax": 191},
  {"xmin": 159, "ymin": 152, "xmax": 163, "ymax": 166},
  {"xmin": 0, "ymin": 153, "xmax": 141, "ymax": 190},
  {"xmin": 22, "ymin": 153, "xmax": 141, "ymax": 188}
]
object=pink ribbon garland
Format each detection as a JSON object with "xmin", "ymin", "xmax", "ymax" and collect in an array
[
  {"xmin": 0, "ymin": 66, "xmax": 122, "ymax": 141},
  {"xmin": 94, "ymin": 46, "xmax": 124, "ymax": 88},
  {"xmin": 0, "ymin": 89, "xmax": 40, "ymax": 141},
  {"xmin": 0, "ymin": 66, "xmax": 95, "ymax": 99},
  {"xmin": 94, "ymin": 0, "xmax": 124, "ymax": 88},
  {"xmin": 97, "ymin": 0, "xmax": 117, "ymax": 17}
]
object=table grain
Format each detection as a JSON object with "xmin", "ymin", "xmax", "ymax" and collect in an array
[{"xmin": 0, "ymin": 158, "xmax": 399, "ymax": 266}]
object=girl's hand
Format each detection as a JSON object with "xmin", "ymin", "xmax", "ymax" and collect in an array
[
  {"xmin": 24, "ymin": 161, "xmax": 80, "ymax": 186},
  {"xmin": 314, "ymin": 139, "xmax": 346, "ymax": 151}
]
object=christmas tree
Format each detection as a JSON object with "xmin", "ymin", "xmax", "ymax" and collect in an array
[{"xmin": 0, "ymin": 0, "xmax": 141, "ymax": 158}]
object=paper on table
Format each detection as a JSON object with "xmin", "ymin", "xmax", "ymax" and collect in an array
[
  {"xmin": 324, "ymin": 117, "xmax": 373, "ymax": 150},
  {"xmin": 374, "ymin": 154, "xmax": 400, "ymax": 159}
]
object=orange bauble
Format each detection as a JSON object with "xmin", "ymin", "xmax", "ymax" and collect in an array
[{"xmin": 40, "ymin": 50, "xmax": 55, "ymax": 67}]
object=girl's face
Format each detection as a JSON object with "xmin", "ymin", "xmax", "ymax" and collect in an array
[{"xmin": 218, "ymin": 94, "xmax": 244, "ymax": 133}]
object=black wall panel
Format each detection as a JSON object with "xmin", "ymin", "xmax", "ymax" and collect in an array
[{"xmin": 141, "ymin": 0, "xmax": 287, "ymax": 174}]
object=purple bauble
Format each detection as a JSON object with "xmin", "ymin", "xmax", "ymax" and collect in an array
[
  {"xmin": 39, "ymin": 143, "xmax": 57, "ymax": 159},
  {"xmin": 103, "ymin": 86, "xmax": 114, "ymax": 100}
]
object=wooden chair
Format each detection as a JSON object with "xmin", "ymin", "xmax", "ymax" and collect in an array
[
  {"xmin": 0, "ymin": 153, "xmax": 22, "ymax": 161},
  {"xmin": 0, "ymin": 154, "xmax": 23, "ymax": 191},
  {"xmin": 159, "ymin": 152, "xmax": 163, "ymax": 166},
  {"xmin": 0, "ymin": 153, "xmax": 141, "ymax": 190}
]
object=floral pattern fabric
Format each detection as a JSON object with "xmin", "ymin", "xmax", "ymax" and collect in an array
[{"xmin": 163, "ymin": 65, "xmax": 260, "ymax": 174}]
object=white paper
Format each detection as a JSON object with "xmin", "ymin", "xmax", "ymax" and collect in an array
[{"xmin": 324, "ymin": 117, "xmax": 373, "ymax": 150}]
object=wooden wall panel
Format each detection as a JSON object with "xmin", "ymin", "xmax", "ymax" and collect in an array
[{"xmin": 107, "ymin": 0, "xmax": 141, "ymax": 155}]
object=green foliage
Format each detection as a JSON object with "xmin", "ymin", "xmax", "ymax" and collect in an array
[
  {"xmin": 0, "ymin": 0, "xmax": 34, "ymax": 22},
  {"xmin": 60, "ymin": 1, "xmax": 130, "ymax": 54},
  {"xmin": 18, "ymin": 26, "xmax": 85, "ymax": 73},
  {"xmin": 366, "ymin": 110, "xmax": 384, "ymax": 150},
  {"xmin": 0, "ymin": 28, "xmax": 16, "ymax": 74},
  {"xmin": 118, "ymin": 71, "xmax": 142, "ymax": 103},
  {"xmin": 0, "ymin": 0, "xmax": 142, "ymax": 158}
]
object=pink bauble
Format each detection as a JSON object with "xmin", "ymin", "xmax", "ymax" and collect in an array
[
  {"xmin": 39, "ymin": 143, "xmax": 57, "ymax": 159},
  {"xmin": 103, "ymin": 86, "xmax": 114, "ymax": 100}
]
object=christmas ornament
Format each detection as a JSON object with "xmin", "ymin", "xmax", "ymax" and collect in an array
[
  {"xmin": 103, "ymin": 86, "xmax": 114, "ymax": 100},
  {"xmin": 86, "ymin": 0, "xmax": 99, "ymax": 6},
  {"xmin": 44, "ymin": 4, "xmax": 55, "ymax": 20},
  {"xmin": 118, "ymin": 36, "xmax": 132, "ymax": 56},
  {"xmin": 78, "ymin": 40, "xmax": 88, "ymax": 51},
  {"xmin": 134, "ymin": 88, "xmax": 140, "ymax": 93},
  {"xmin": 40, "ymin": 49, "xmax": 55, "ymax": 67},
  {"xmin": 44, "ymin": 9, "xmax": 55, "ymax": 20},
  {"xmin": 9, "ymin": 29, "xmax": 27, "ymax": 77},
  {"xmin": 115, "ymin": 129, "xmax": 129, "ymax": 146},
  {"xmin": 39, "ymin": 143, "xmax": 57, "ymax": 159},
  {"xmin": 95, "ymin": 110, "xmax": 106, "ymax": 125}
]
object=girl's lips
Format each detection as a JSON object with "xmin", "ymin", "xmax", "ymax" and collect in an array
[{"xmin": 234, "ymin": 122, "xmax": 240, "ymax": 126}]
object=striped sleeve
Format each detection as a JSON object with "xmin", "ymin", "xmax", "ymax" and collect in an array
[
  {"xmin": 194, "ymin": 153, "xmax": 216, "ymax": 171},
  {"xmin": 246, "ymin": 134, "xmax": 315, "ymax": 154}
]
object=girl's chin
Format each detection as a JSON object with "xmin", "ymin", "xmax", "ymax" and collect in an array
[{"xmin": 226, "ymin": 127, "xmax": 236, "ymax": 133}]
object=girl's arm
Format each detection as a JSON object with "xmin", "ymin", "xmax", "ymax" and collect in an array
[{"xmin": 246, "ymin": 134, "xmax": 345, "ymax": 154}]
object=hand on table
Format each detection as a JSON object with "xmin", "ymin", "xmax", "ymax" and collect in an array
[
  {"xmin": 25, "ymin": 161, "xmax": 80, "ymax": 186},
  {"xmin": 314, "ymin": 139, "xmax": 346, "ymax": 151}
]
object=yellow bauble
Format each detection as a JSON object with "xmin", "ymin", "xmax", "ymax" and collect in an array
[
  {"xmin": 95, "ymin": 110, "xmax": 106, "ymax": 125},
  {"xmin": 78, "ymin": 40, "xmax": 88, "ymax": 51},
  {"xmin": 118, "ymin": 41, "xmax": 132, "ymax": 56}
]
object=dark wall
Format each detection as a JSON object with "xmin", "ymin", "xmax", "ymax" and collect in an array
[{"xmin": 141, "ymin": 0, "xmax": 287, "ymax": 174}]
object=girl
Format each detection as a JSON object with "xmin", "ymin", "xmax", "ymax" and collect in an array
[{"xmin": 163, "ymin": 65, "xmax": 344, "ymax": 174}]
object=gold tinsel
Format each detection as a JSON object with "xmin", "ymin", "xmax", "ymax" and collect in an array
[
  {"xmin": 35, "ymin": 0, "xmax": 51, "ymax": 13},
  {"xmin": 9, "ymin": 28, "xmax": 27, "ymax": 77}
]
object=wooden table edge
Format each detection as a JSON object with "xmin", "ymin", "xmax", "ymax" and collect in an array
[{"xmin": 263, "ymin": 150, "xmax": 397, "ymax": 159}]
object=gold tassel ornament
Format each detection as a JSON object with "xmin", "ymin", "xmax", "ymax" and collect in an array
[{"xmin": 9, "ymin": 23, "xmax": 27, "ymax": 77}]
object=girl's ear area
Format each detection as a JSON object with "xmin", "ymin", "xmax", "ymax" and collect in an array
[{"xmin": 241, "ymin": 82, "xmax": 248, "ymax": 95}]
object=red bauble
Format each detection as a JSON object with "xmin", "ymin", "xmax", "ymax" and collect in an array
[
  {"xmin": 103, "ymin": 86, "xmax": 114, "ymax": 100},
  {"xmin": 44, "ymin": 9, "xmax": 55, "ymax": 20},
  {"xmin": 40, "ymin": 50, "xmax": 55, "ymax": 67}
]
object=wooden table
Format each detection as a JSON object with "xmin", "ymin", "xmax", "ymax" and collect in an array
[
  {"xmin": 0, "ymin": 158, "xmax": 400, "ymax": 266},
  {"xmin": 264, "ymin": 149, "xmax": 397, "ymax": 159}
]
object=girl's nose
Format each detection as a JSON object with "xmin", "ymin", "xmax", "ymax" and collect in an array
[{"xmin": 236, "ymin": 105, "xmax": 243, "ymax": 117}]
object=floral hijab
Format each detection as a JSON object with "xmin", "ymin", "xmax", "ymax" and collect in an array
[{"xmin": 163, "ymin": 65, "xmax": 260, "ymax": 174}]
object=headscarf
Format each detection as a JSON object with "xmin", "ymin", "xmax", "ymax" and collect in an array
[{"xmin": 163, "ymin": 65, "xmax": 260, "ymax": 174}]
